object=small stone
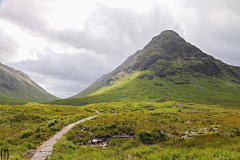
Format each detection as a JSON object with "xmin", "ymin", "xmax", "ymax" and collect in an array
[{"xmin": 143, "ymin": 103, "xmax": 154, "ymax": 107}]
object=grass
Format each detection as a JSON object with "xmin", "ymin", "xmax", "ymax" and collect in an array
[
  {"xmin": 1, "ymin": 101, "xmax": 240, "ymax": 159},
  {"xmin": 0, "ymin": 94, "xmax": 28, "ymax": 105},
  {"xmin": 0, "ymin": 102, "xmax": 93, "ymax": 159},
  {"xmin": 47, "ymin": 71, "xmax": 240, "ymax": 108},
  {"xmin": 47, "ymin": 101, "xmax": 240, "ymax": 159}
]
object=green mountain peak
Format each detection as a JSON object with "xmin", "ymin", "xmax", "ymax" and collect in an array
[
  {"xmin": 145, "ymin": 30, "xmax": 184, "ymax": 49},
  {"xmin": 104, "ymin": 30, "xmax": 239, "ymax": 80}
]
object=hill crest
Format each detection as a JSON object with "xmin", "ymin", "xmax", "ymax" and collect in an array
[{"xmin": 0, "ymin": 62, "xmax": 59, "ymax": 104}]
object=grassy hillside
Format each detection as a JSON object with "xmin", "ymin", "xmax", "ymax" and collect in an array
[
  {"xmin": 47, "ymin": 71, "xmax": 240, "ymax": 107},
  {"xmin": 0, "ymin": 94, "xmax": 28, "ymax": 105},
  {"xmin": 0, "ymin": 63, "xmax": 59, "ymax": 104}
]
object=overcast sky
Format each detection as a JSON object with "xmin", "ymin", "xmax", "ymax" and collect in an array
[{"xmin": 0, "ymin": 0, "xmax": 240, "ymax": 98}]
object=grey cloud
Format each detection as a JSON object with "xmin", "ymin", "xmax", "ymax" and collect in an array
[
  {"xmin": 20, "ymin": 71, "xmax": 89, "ymax": 98},
  {"xmin": 9, "ymin": 47, "xmax": 113, "ymax": 82},
  {"xmin": 51, "ymin": 4, "xmax": 180, "ymax": 55},
  {"xmin": 7, "ymin": 47, "xmax": 121, "ymax": 98},
  {"xmin": 1, "ymin": 1, "xmax": 180, "ymax": 55},
  {"xmin": 0, "ymin": 0, "xmax": 50, "ymax": 33},
  {"xmin": 0, "ymin": 29, "xmax": 19, "ymax": 63},
  {"xmin": 177, "ymin": 0, "xmax": 240, "ymax": 66}
]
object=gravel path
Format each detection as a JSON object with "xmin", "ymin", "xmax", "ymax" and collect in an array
[{"xmin": 31, "ymin": 116, "xmax": 97, "ymax": 160}]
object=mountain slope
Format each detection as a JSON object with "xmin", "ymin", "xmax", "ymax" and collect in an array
[
  {"xmin": 0, "ymin": 63, "xmax": 59, "ymax": 104},
  {"xmin": 50, "ymin": 30, "xmax": 240, "ymax": 107}
]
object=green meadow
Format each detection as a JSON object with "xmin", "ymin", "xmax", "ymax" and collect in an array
[
  {"xmin": 0, "ymin": 102, "xmax": 93, "ymax": 159},
  {"xmin": 2, "ymin": 101, "xmax": 240, "ymax": 159},
  {"xmin": 50, "ymin": 101, "xmax": 240, "ymax": 160}
]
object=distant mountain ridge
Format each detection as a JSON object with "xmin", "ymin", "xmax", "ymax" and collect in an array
[
  {"xmin": 49, "ymin": 30, "xmax": 240, "ymax": 107},
  {"xmin": 0, "ymin": 62, "xmax": 59, "ymax": 104}
]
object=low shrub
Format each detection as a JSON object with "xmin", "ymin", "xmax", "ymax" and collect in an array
[
  {"xmin": 19, "ymin": 129, "xmax": 34, "ymax": 139},
  {"xmin": 6, "ymin": 137, "xmax": 20, "ymax": 145},
  {"xmin": 48, "ymin": 121, "xmax": 55, "ymax": 127},
  {"xmin": 35, "ymin": 127, "xmax": 41, "ymax": 133},
  {"xmin": 136, "ymin": 130, "xmax": 168, "ymax": 144},
  {"xmin": 121, "ymin": 140, "xmax": 139, "ymax": 150},
  {"xmin": 0, "ymin": 141, "xmax": 6, "ymax": 145},
  {"xmin": 34, "ymin": 133, "xmax": 41, "ymax": 139},
  {"xmin": 62, "ymin": 141, "xmax": 77, "ymax": 149},
  {"xmin": 50, "ymin": 125, "xmax": 62, "ymax": 131},
  {"xmin": 23, "ymin": 142, "xmax": 35, "ymax": 149}
]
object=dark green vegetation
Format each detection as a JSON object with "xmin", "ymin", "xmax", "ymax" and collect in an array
[
  {"xmin": 48, "ymin": 30, "xmax": 240, "ymax": 107},
  {"xmin": 0, "ymin": 63, "xmax": 59, "ymax": 104},
  {"xmin": 0, "ymin": 102, "xmax": 93, "ymax": 159},
  {"xmin": 49, "ymin": 101, "xmax": 240, "ymax": 159}
]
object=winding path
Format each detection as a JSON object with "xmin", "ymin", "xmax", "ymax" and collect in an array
[{"xmin": 31, "ymin": 116, "xmax": 97, "ymax": 160}]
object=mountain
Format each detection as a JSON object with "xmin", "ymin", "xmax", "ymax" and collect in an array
[
  {"xmin": 49, "ymin": 30, "xmax": 240, "ymax": 107},
  {"xmin": 0, "ymin": 63, "xmax": 59, "ymax": 104}
]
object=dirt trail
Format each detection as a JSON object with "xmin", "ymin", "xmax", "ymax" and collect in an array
[{"xmin": 31, "ymin": 116, "xmax": 97, "ymax": 160}]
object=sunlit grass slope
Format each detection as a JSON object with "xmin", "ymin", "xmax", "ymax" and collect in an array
[
  {"xmin": 48, "ymin": 71, "xmax": 240, "ymax": 107},
  {"xmin": 0, "ymin": 94, "xmax": 28, "ymax": 105}
]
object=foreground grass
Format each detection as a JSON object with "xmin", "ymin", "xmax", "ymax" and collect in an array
[
  {"xmin": 49, "ymin": 101, "xmax": 240, "ymax": 160},
  {"xmin": 51, "ymin": 139, "xmax": 240, "ymax": 160},
  {"xmin": 0, "ymin": 102, "xmax": 93, "ymax": 159},
  {"xmin": 1, "ymin": 101, "xmax": 240, "ymax": 159}
]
